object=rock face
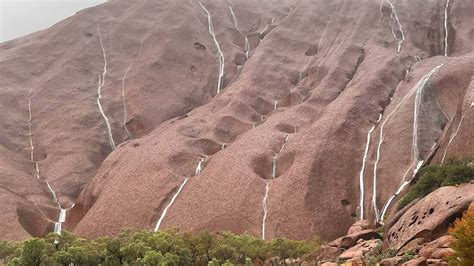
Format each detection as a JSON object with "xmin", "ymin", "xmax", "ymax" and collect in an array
[
  {"xmin": 0, "ymin": 0, "xmax": 473, "ymax": 241},
  {"xmin": 384, "ymin": 184, "xmax": 474, "ymax": 252}
]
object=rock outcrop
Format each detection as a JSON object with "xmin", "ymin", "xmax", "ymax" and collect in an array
[
  {"xmin": 384, "ymin": 184, "xmax": 474, "ymax": 252},
  {"xmin": 316, "ymin": 185, "xmax": 473, "ymax": 265}
]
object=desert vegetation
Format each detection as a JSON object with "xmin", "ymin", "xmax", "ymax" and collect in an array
[
  {"xmin": 0, "ymin": 229, "xmax": 321, "ymax": 265},
  {"xmin": 399, "ymin": 159, "xmax": 474, "ymax": 209}
]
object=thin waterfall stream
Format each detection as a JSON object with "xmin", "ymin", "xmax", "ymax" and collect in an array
[
  {"xmin": 155, "ymin": 157, "xmax": 205, "ymax": 231},
  {"xmin": 377, "ymin": 64, "xmax": 443, "ymax": 221},
  {"xmin": 27, "ymin": 90, "xmax": 71, "ymax": 240},
  {"xmin": 262, "ymin": 134, "xmax": 291, "ymax": 239},
  {"xmin": 121, "ymin": 34, "xmax": 147, "ymax": 136},
  {"xmin": 97, "ymin": 23, "xmax": 116, "ymax": 149},
  {"xmin": 380, "ymin": 0, "xmax": 405, "ymax": 53},
  {"xmin": 444, "ymin": 0, "xmax": 450, "ymax": 56},
  {"xmin": 199, "ymin": 2, "xmax": 225, "ymax": 94},
  {"xmin": 358, "ymin": 114, "xmax": 382, "ymax": 220},
  {"xmin": 229, "ymin": 6, "xmax": 250, "ymax": 59},
  {"xmin": 441, "ymin": 106, "xmax": 473, "ymax": 163}
]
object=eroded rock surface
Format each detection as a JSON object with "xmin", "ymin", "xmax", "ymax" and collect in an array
[{"xmin": 384, "ymin": 184, "xmax": 474, "ymax": 251}]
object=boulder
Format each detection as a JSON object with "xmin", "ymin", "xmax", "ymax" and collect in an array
[
  {"xmin": 430, "ymin": 248, "xmax": 454, "ymax": 260},
  {"xmin": 398, "ymin": 238, "xmax": 426, "ymax": 255},
  {"xmin": 320, "ymin": 262, "xmax": 338, "ymax": 266},
  {"xmin": 401, "ymin": 257, "xmax": 428, "ymax": 266},
  {"xmin": 426, "ymin": 259, "xmax": 447, "ymax": 265},
  {"xmin": 328, "ymin": 229, "xmax": 382, "ymax": 249},
  {"xmin": 385, "ymin": 184, "xmax": 474, "ymax": 251},
  {"xmin": 468, "ymin": 202, "xmax": 474, "ymax": 213},
  {"xmin": 419, "ymin": 236, "xmax": 455, "ymax": 258},
  {"xmin": 381, "ymin": 257, "xmax": 404, "ymax": 265},
  {"xmin": 339, "ymin": 239, "xmax": 382, "ymax": 260},
  {"xmin": 339, "ymin": 249, "xmax": 363, "ymax": 260},
  {"xmin": 347, "ymin": 257, "xmax": 367, "ymax": 265},
  {"xmin": 314, "ymin": 245, "xmax": 342, "ymax": 262},
  {"xmin": 347, "ymin": 220, "xmax": 371, "ymax": 235}
]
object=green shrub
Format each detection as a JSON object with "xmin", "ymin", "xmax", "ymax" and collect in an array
[{"xmin": 399, "ymin": 160, "xmax": 474, "ymax": 209}]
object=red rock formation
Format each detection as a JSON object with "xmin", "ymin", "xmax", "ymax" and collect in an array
[
  {"xmin": 384, "ymin": 184, "xmax": 474, "ymax": 252},
  {"xmin": 0, "ymin": 0, "xmax": 472, "ymax": 241}
]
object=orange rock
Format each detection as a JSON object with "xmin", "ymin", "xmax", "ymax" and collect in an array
[
  {"xmin": 347, "ymin": 220, "xmax": 370, "ymax": 235},
  {"xmin": 401, "ymin": 257, "xmax": 428, "ymax": 266},
  {"xmin": 431, "ymin": 248, "xmax": 454, "ymax": 260},
  {"xmin": 385, "ymin": 185, "xmax": 474, "ymax": 251}
]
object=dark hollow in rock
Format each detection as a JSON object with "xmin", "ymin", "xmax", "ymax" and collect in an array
[
  {"xmin": 193, "ymin": 42, "xmax": 206, "ymax": 51},
  {"xmin": 275, "ymin": 123, "xmax": 296, "ymax": 134},
  {"xmin": 168, "ymin": 152, "xmax": 197, "ymax": 177},
  {"xmin": 186, "ymin": 138, "xmax": 221, "ymax": 156},
  {"xmin": 305, "ymin": 45, "xmax": 318, "ymax": 56},
  {"xmin": 341, "ymin": 199, "xmax": 351, "ymax": 206},
  {"xmin": 213, "ymin": 115, "xmax": 251, "ymax": 143},
  {"xmin": 234, "ymin": 53, "xmax": 246, "ymax": 66},
  {"xmin": 251, "ymin": 154, "xmax": 273, "ymax": 180}
]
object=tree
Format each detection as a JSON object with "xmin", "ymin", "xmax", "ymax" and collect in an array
[
  {"xmin": 17, "ymin": 238, "xmax": 53, "ymax": 266},
  {"xmin": 162, "ymin": 252, "xmax": 180, "ymax": 266},
  {"xmin": 141, "ymin": 250, "xmax": 163, "ymax": 265},
  {"xmin": 0, "ymin": 240, "xmax": 16, "ymax": 260}
]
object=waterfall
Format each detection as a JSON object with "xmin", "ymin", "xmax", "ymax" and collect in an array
[
  {"xmin": 27, "ymin": 90, "xmax": 68, "ymax": 239},
  {"xmin": 58, "ymin": 208, "xmax": 67, "ymax": 223},
  {"xmin": 274, "ymin": 101, "xmax": 278, "ymax": 110},
  {"xmin": 381, "ymin": 0, "xmax": 405, "ymax": 53},
  {"xmin": 358, "ymin": 114, "xmax": 382, "ymax": 220},
  {"xmin": 199, "ymin": 2, "xmax": 225, "ymax": 94},
  {"xmin": 262, "ymin": 134, "xmax": 291, "ymax": 239},
  {"xmin": 261, "ymin": 182, "xmax": 269, "ymax": 240},
  {"xmin": 27, "ymin": 90, "xmax": 41, "ymax": 179},
  {"xmin": 444, "ymin": 0, "xmax": 450, "ymax": 56},
  {"xmin": 195, "ymin": 158, "xmax": 205, "ymax": 175},
  {"xmin": 272, "ymin": 155, "xmax": 277, "ymax": 179},
  {"xmin": 441, "ymin": 114, "xmax": 466, "ymax": 163},
  {"xmin": 229, "ymin": 6, "xmax": 240, "ymax": 31},
  {"xmin": 154, "ymin": 177, "xmax": 189, "ymax": 232},
  {"xmin": 229, "ymin": 6, "xmax": 250, "ymax": 59},
  {"xmin": 155, "ymin": 157, "xmax": 206, "ymax": 231},
  {"xmin": 374, "ymin": 64, "xmax": 443, "ymax": 221},
  {"xmin": 244, "ymin": 38, "xmax": 250, "ymax": 59},
  {"xmin": 121, "ymin": 34, "xmax": 147, "ymax": 136},
  {"xmin": 97, "ymin": 24, "xmax": 115, "ymax": 149}
]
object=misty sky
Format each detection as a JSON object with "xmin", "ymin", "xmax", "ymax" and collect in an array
[{"xmin": 0, "ymin": 0, "xmax": 106, "ymax": 42}]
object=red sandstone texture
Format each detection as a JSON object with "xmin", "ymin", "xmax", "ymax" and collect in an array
[{"xmin": 0, "ymin": 0, "xmax": 472, "ymax": 241}]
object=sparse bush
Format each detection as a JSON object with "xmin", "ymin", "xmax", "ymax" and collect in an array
[
  {"xmin": 449, "ymin": 209, "xmax": 474, "ymax": 266},
  {"xmin": 399, "ymin": 251, "xmax": 416, "ymax": 264},
  {"xmin": 399, "ymin": 159, "xmax": 474, "ymax": 209},
  {"xmin": 366, "ymin": 243, "xmax": 396, "ymax": 266}
]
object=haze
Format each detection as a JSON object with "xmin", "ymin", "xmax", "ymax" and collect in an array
[{"xmin": 0, "ymin": 0, "xmax": 105, "ymax": 42}]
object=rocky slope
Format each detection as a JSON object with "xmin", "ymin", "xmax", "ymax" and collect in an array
[
  {"xmin": 315, "ymin": 183, "xmax": 474, "ymax": 265},
  {"xmin": 0, "ymin": 0, "xmax": 473, "ymax": 241}
]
